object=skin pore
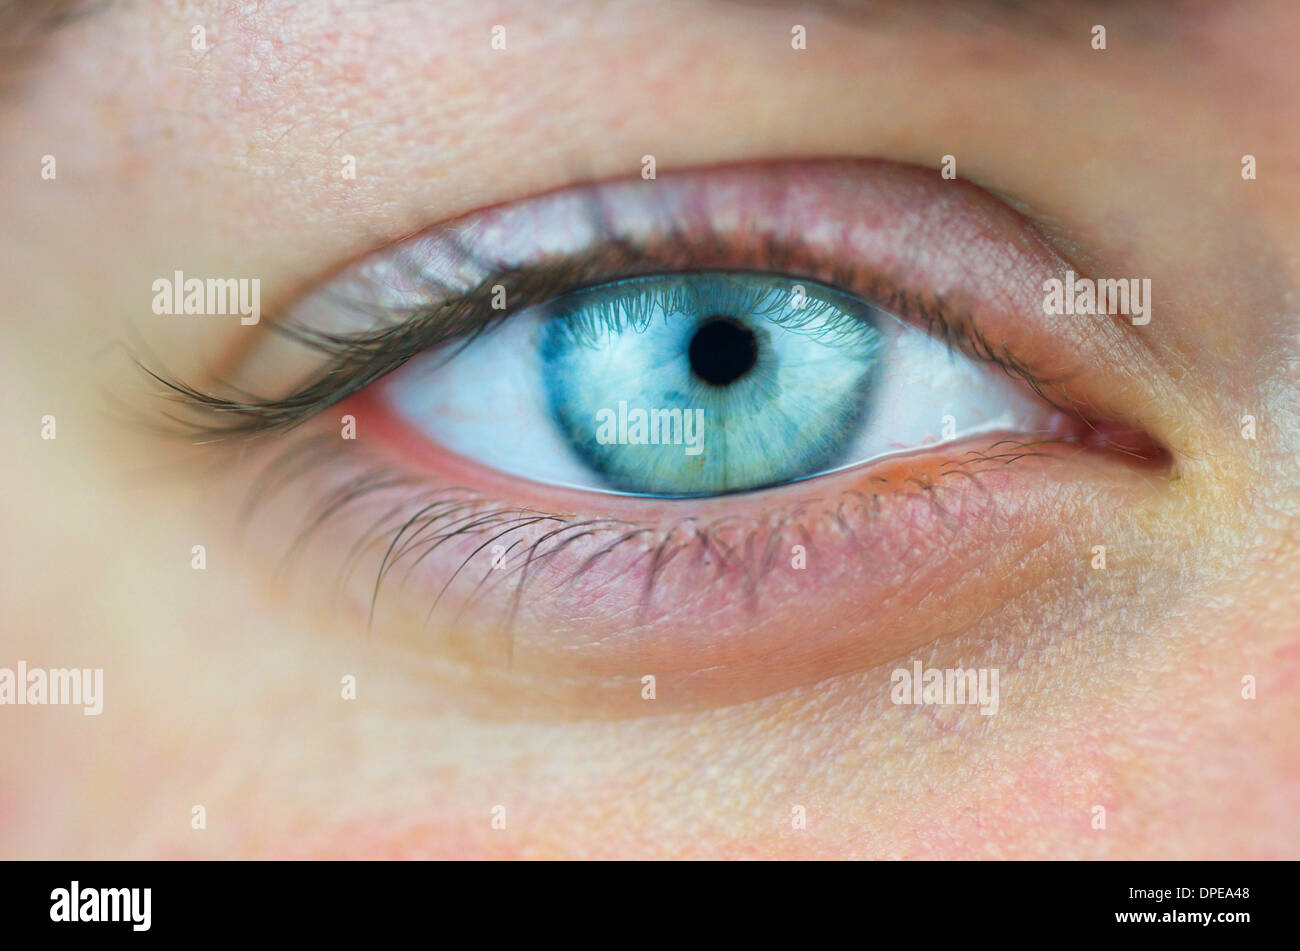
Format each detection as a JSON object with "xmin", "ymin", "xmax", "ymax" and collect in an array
[{"xmin": 0, "ymin": 0, "xmax": 1297, "ymax": 858}]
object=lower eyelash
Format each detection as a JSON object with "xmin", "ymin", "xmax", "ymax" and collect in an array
[{"xmin": 233, "ymin": 423, "xmax": 1065, "ymax": 661}]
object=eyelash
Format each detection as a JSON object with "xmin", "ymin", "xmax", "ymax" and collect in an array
[
  {"xmin": 136, "ymin": 222, "xmax": 1072, "ymax": 442},
  {"xmin": 248, "ymin": 425, "xmax": 1057, "ymax": 644}
]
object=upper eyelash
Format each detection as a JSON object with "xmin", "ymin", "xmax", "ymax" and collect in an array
[
  {"xmin": 136, "ymin": 229, "xmax": 1077, "ymax": 442},
  {"xmin": 137, "ymin": 244, "xmax": 650, "ymax": 439}
]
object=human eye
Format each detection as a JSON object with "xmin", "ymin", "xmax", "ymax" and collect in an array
[
  {"xmin": 383, "ymin": 268, "xmax": 1054, "ymax": 498},
  {"xmin": 148, "ymin": 160, "xmax": 1168, "ymax": 712}
]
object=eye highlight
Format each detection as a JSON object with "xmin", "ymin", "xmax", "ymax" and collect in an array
[{"xmin": 383, "ymin": 270, "xmax": 1057, "ymax": 497}]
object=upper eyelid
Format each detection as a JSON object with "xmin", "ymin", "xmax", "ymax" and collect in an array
[
  {"xmin": 143, "ymin": 244, "xmax": 1063, "ymax": 441},
  {"xmin": 138, "ymin": 160, "xmax": 1098, "ymax": 439}
]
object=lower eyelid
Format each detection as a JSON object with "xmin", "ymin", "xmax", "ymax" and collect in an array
[{"xmin": 218, "ymin": 392, "xmax": 1165, "ymax": 713}]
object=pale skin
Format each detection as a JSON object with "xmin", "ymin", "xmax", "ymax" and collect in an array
[{"xmin": 0, "ymin": 0, "xmax": 1297, "ymax": 858}]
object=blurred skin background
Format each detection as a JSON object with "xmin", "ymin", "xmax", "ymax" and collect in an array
[{"xmin": 0, "ymin": 0, "xmax": 1297, "ymax": 859}]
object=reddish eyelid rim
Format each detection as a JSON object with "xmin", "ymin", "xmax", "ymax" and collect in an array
[{"xmin": 339, "ymin": 384, "xmax": 1167, "ymax": 523}]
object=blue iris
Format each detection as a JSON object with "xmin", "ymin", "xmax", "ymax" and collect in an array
[{"xmin": 538, "ymin": 271, "xmax": 884, "ymax": 496}]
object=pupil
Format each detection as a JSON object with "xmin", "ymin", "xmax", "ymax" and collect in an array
[{"xmin": 688, "ymin": 317, "xmax": 758, "ymax": 386}]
